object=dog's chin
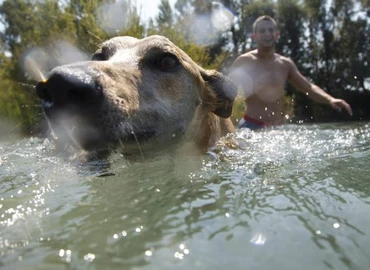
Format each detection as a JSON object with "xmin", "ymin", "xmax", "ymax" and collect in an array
[
  {"xmin": 45, "ymin": 108, "xmax": 183, "ymax": 158},
  {"xmin": 48, "ymin": 120, "xmax": 160, "ymax": 154},
  {"xmin": 48, "ymin": 120, "xmax": 105, "ymax": 152}
]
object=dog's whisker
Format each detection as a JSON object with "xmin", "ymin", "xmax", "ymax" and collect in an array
[
  {"xmin": 86, "ymin": 31, "xmax": 104, "ymax": 44},
  {"xmin": 118, "ymin": 138, "xmax": 125, "ymax": 149},
  {"xmin": 130, "ymin": 130, "xmax": 145, "ymax": 162},
  {"xmin": 17, "ymin": 82, "xmax": 36, "ymax": 91},
  {"xmin": 26, "ymin": 111, "xmax": 49, "ymax": 136},
  {"xmin": 2, "ymin": 122, "xmax": 23, "ymax": 136},
  {"xmin": 64, "ymin": 125, "xmax": 83, "ymax": 150},
  {"xmin": 2, "ymin": 105, "xmax": 44, "ymax": 136},
  {"xmin": 33, "ymin": 35, "xmax": 237, "ymax": 158}
]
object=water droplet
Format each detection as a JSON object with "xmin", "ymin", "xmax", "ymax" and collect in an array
[
  {"xmin": 59, "ymin": 249, "xmax": 65, "ymax": 257},
  {"xmin": 250, "ymin": 234, "xmax": 266, "ymax": 245},
  {"xmin": 174, "ymin": 252, "xmax": 184, "ymax": 260},
  {"xmin": 84, "ymin": 253, "xmax": 96, "ymax": 262},
  {"xmin": 145, "ymin": 250, "xmax": 153, "ymax": 257}
]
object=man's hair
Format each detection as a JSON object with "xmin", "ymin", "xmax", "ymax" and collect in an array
[{"xmin": 252, "ymin": 15, "xmax": 278, "ymax": 33}]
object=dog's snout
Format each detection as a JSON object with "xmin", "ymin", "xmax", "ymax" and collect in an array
[{"xmin": 36, "ymin": 69, "xmax": 100, "ymax": 107}]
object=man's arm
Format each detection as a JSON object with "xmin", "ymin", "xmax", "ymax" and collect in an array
[{"xmin": 287, "ymin": 58, "xmax": 353, "ymax": 115}]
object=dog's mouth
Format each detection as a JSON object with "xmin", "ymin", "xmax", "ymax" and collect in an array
[
  {"xmin": 36, "ymin": 64, "xmax": 177, "ymax": 154},
  {"xmin": 36, "ymin": 67, "xmax": 107, "ymax": 151},
  {"xmin": 43, "ymin": 106, "xmax": 105, "ymax": 151},
  {"xmin": 42, "ymin": 102, "xmax": 161, "ymax": 153},
  {"xmin": 44, "ymin": 107, "xmax": 159, "ymax": 153}
]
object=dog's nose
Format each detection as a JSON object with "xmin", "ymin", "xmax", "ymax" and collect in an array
[{"xmin": 36, "ymin": 68, "xmax": 100, "ymax": 107}]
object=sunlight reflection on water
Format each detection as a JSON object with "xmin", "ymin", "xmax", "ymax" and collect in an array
[
  {"xmin": 250, "ymin": 233, "xmax": 266, "ymax": 245},
  {"xmin": 1, "ymin": 122, "xmax": 370, "ymax": 269}
]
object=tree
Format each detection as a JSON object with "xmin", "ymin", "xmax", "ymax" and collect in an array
[
  {"xmin": 149, "ymin": 0, "xmax": 224, "ymax": 70},
  {"xmin": 0, "ymin": 0, "xmax": 72, "ymax": 133},
  {"xmin": 0, "ymin": 0, "xmax": 145, "ymax": 134},
  {"xmin": 1, "ymin": 0, "xmax": 370, "ymax": 134},
  {"xmin": 156, "ymin": 0, "xmax": 174, "ymax": 27}
]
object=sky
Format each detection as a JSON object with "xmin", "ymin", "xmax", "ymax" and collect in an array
[
  {"xmin": 134, "ymin": 0, "xmax": 176, "ymax": 21},
  {"xmin": 0, "ymin": 0, "xmax": 175, "ymax": 32}
]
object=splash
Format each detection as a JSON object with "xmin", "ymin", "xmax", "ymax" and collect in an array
[
  {"xmin": 250, "ymin": 233, "xmax": 266, "ymax": 245},
  {"xmin": 210, "ymin": 2, "xmax": 235, "ymax": 32},
  {"xmin": 23, "ymin": 41, "xmax": 88, "ymax": 82},
  {"xmin": 24, "ymin": 50, "xmax": 47, "ymax": 82},
  {"xmin": 229, "ymin": 68, "xmax": 285, "ymax": 102},
  {"xmin": 186, "ymin": 2, "xmax": 235, "ymax": 45},
  {"xmin": 228, "ymin": 67, "xmax": 254, "ymax": 97},
  {"xmin": 97, "ymin": 1, "xmax": 132, "ymax": 34}
]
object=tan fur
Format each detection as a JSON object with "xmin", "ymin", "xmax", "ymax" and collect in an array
[{"xmin": 36, "ymin": 35, "xmax": 237, "ymax": 157}]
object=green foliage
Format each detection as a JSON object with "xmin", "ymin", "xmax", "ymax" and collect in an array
[
  {"xmin": 149, "ymin": 0, "xmax": 226, "ymax": 70},
  {"xmin": 226, "ymin": 0, "xmax": 369, "ymax": 122},
  {"xmin": 0, "ymin": 0, "xmax": 369, "ymax": 135},
  {"xmin": 156, "ymin": 0, "xmax": 174, "ymax": 27},
  {"xmin": 0, "ymin": 0, "xmax": 145, "ymax": 134}
]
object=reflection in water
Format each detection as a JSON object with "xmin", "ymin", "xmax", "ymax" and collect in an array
[
  {"xmin": 250, "ymin": 233, "xmax": 266, "ymax": 245},
  {"xmin": 0, "ymin": 123, "xmax": 370, "ymax": 269}
]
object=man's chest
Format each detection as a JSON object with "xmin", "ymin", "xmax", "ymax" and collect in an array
[
  {"xmin": 249, "ymin": 60, "xmax": 289, "ymax": 87},
  {"xmin": 245, "ymin": 59, "xmax": 290, "ymax": 101}
]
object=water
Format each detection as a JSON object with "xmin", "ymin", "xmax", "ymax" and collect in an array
[{"xmin": 1, "ymin": 122, "xmax": 370, "ymax": 270}]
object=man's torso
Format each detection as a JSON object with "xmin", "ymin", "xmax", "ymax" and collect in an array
[{"xmin": 236, "ymin": 50, "xmax": 291, "ymax": 125}]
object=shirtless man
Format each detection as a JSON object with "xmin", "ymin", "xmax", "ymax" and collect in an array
[{"xmin": 229, "ymin": 15, "xmax": 353, "ymax": 130}]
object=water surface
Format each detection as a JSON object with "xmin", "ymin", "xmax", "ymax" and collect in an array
[{"xmin": 1, "ymin": 122, "xmax": 370, "ymax": 269}]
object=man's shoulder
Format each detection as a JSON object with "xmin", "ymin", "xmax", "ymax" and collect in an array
[
  {"xmin": 241, "ymin": 50, "xmax": 258, "ymax": 59},
  {"xmin": 275, "ymin": 53, "xmax": 295, "ymax": 65},
  {"xmin": 232, "ymin": 50, "xmax": 257, "ymax": 66}
]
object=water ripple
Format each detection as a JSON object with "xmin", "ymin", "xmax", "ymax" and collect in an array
[{"xmin": 1, "ymin": 122, "xmax": 370, "ymax": 269}]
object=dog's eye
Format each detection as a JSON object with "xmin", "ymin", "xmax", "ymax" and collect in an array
[
  {"xmin": 157, "ymin": 54, "xmax": 179, "ymax": 71},
  {"xmin": 92, "ymin": 47, "xmax": 112, "ymax": 61},
  {"xmin": 92, "ymin": 53, "xmax": 105, "ymax": 61}
]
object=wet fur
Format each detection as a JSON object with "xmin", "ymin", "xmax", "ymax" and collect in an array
[{"xmin": 36, "ymin": 35, "xmax": 237, "ymax": 157}]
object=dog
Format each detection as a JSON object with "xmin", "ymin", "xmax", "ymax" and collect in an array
[{"xmin": 36, "ymin": 35, "xmax": 237, "ymax": 157}]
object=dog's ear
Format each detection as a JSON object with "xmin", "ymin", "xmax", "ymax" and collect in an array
[{"xmin": 200, "ymin": 69, "xmax": 237, "ymax": 118}]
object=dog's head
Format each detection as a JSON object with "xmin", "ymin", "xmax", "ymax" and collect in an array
[{"xmin": 36, "ymin": 35, "xmax": 236, "ymax": 155}]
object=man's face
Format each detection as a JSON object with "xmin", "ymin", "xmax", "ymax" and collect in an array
[{"xmin": 253, "ymin": 20, "xmax": 278, "ymax": 48}]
